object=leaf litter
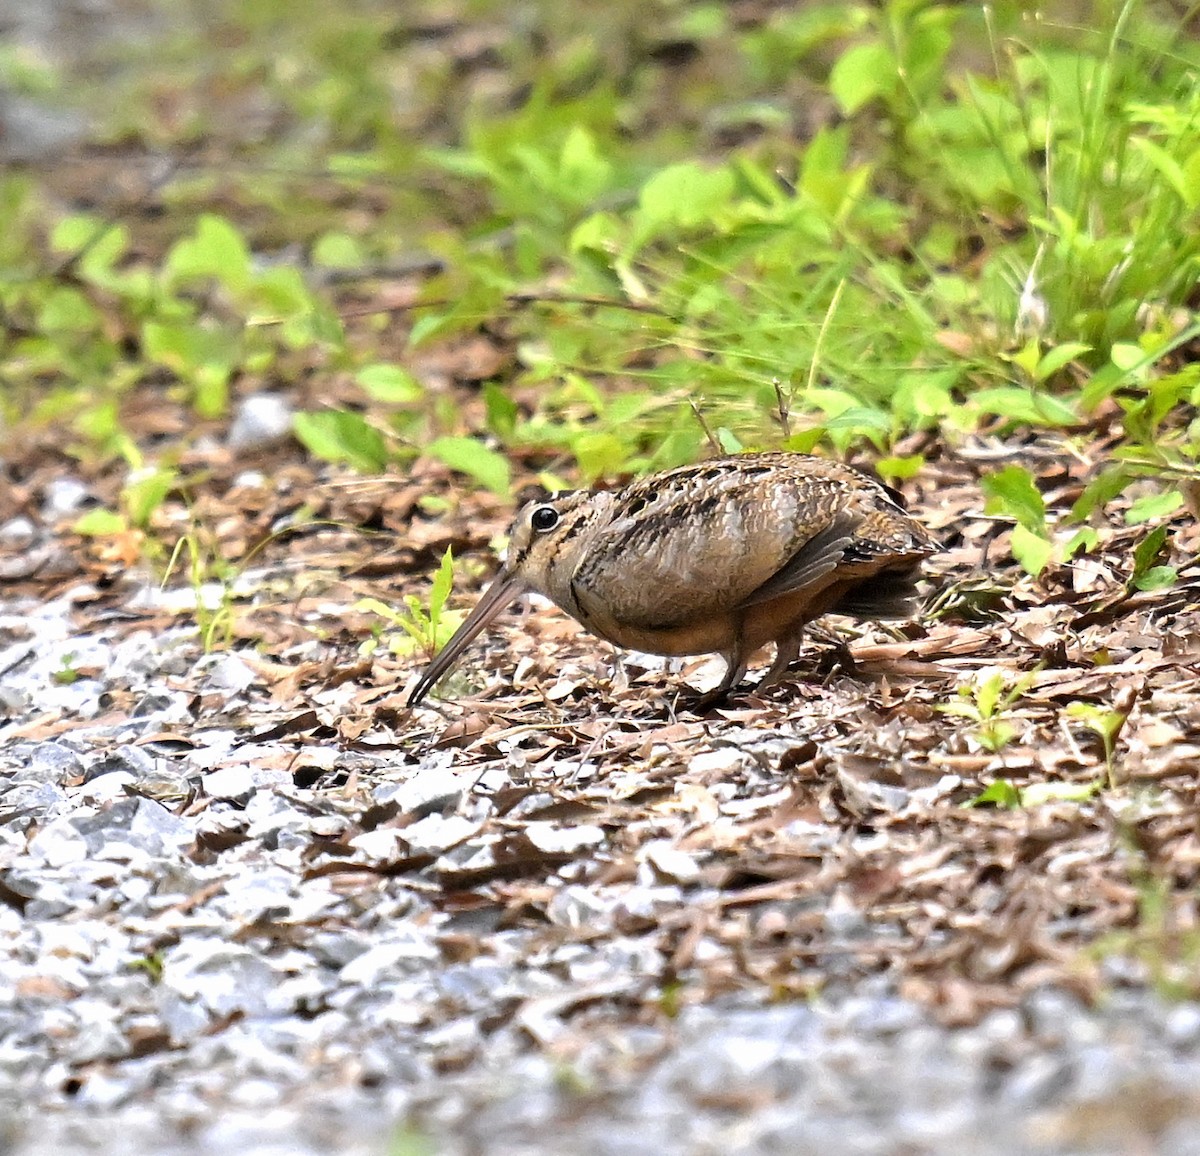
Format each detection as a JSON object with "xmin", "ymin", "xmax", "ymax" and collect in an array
[{"xmin": 5, "ymin": 418, "xmax": 1200, "ymax": 1152}]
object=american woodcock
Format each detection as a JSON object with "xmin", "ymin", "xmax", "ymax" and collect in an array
[{"xmin": 407, "ymin": 452, "xmax": 939, "ymax": 707}]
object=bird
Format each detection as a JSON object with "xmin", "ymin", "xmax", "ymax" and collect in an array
[{"xmin": 407, "ymin": 452, "xmax": 939, "ymax": 708}]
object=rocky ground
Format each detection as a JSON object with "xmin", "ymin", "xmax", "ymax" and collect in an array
[{"xmin": 4, "ymin": 434, "xmax": 1200, "ymax": 1156}]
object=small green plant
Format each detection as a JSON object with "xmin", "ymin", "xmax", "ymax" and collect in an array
[
  {"xmin": 939, "ymin": 666, "xmax": 1036, "ymax": 752},
  {"xmin": 425, "ymin": 436, "xmax": 511, "ymax": 497},
  {"xmin": 1065, "ymin": 700, "xmax": 1131, "ymax": 789},
  {"xmin": 969, "ymin": 777, "xmax": 1101, "ymax": 809},
  {"xmin": 1088, "ymin": 847, "xmax": 1200, "ymax": 1000},
  {"xmin": 1127, "ymin": 524, "xmax": 1178, "ymax": 592},
  {"xmin": 357, "ymin": 547, "xmax": 464, "ymax": 659},
  {"xmin": 163, "ymin": 527, "xmax": 240, "ymax": 654},
  {"xmin": 128, "ymin": 950, "xmax": 165, "ymax": 983},
  {"xmin": 658, "ymin": 978, "xmax": 684, "ymax": 1019},
  {"xmin": 979, "ymin": 466, "xmax": 1053, "ymax": 576},
  {"xmin": 52, "ymin": 654, "xmax": 80, "ymax": 686},
  {"xmin": 293, "ymin": 409, "xmax": 389, "ymax": 473}
]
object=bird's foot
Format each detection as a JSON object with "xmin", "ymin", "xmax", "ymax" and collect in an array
[
  {"xmin": 679, "ymin": 683, "xmax": 734, "ymax": 712},
  {"xmin": 814, "ymin": 637, "xmax": 857, "ymax": 681},
  {"xmin": 677, "ymin": 654, "xmax": 748, "ymax": 713}
]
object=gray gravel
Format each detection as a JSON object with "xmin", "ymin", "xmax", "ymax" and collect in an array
[{"xmin": 1, "ymin": 574, "xmax": 1199, "ymax": 1155}]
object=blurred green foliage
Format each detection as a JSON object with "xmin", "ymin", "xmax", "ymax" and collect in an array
[{"xmin": 2, "ymin": 0, "xmax": 1198, "ymax": 576}]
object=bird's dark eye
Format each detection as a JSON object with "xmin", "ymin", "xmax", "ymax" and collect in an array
[{"xmin": 530, "ymin": 505, "xmax": 560, "ymax": 532}]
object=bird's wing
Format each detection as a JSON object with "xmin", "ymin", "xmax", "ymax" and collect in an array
[
  {"xmin": 570, "ymin": 464, "xmax": 861, "ymax": 632},
  {"xmin": 739, "ymin": 512, "xmax": 861, "ymax": 606}
]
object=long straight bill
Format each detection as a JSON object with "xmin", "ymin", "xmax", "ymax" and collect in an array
[{"xmin": 407, "ymin": 570, "xmax": 527, "ymax": 706}]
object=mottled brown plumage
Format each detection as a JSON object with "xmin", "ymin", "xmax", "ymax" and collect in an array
[{"xmin": 407, "ymin": 452, "xmax": 939, "ymax": 707}]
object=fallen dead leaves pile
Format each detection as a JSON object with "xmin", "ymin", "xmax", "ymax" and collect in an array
[{"xmin": 4, "ymin": 418, "xmax": 1200, "ymax": 1151}]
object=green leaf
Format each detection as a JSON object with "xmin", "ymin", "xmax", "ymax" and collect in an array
[
  {"xmin": 938, "ymin": 700, "xmax": 982, "ymax": 721},
  {"xmin": 408, "ymin": 311, "xmax": 457, "ymax": 348},
  {"xmin": 1034, "ymin": 342, "xmax": 1091, "ymax": 381},
  {"xmin": 146, "ymin": 319, "xmax": 240, "ymax": 364},
  {"xmin": 165, "ymin": 214, "xmax": 251, "ymax": 294},
  {"xmin": 970, "ymin": 387, "xmax": 1078, "ymax": 426},
  {"xmin": 1064, "ymin": 701, "xmax": 1126, "ymax": 745},
  {"xmin": 483, "ymin": 383, "xmax": 519, "ymax": 439},
  {"xmin": 356, "ymin": 364, "xmax": 425, "ymax": 404},
  {"xmin": 79, "ymin": 226, "xmax": 144, "ymax": 295},
  {"xmin": 191, "ymin": 364, "xmax": 232, "ymax": 420},
  {"xmin": 969, "ymin": 778, "xmax": 1100, "ymax": 809},
  {"xmin": 1020, "ymin": 780, "xmax": 1102, "ymax": 806},
  {"xmin": 874, "ymin": 454, "xmax": 925, "ymax": 480},
  {"xmin": 353, "ymin": 597, "xmax": 405, "ymax": 626},
  {"xmin": 122, "ymin": 468, "xmax": 177, "ymax": 528},
  {"xmin": 717, "ymin": 428, "xmax": 744, "ymax": 454},
  {"xmin": 38, "ymin": 287, "xmax": 101, "ymax": 334},
  {"xmin": 430, "ymin": 547, "xmax": 455, "ymax": 620},
  {"xmin": 570, "ymin": 210, "xmax": 623, "ymax": 255},
  {"xmin": 1124, "ymin": 489, "xmax": 1183, "ymax": 525},
  {"xmin": 1080, "ymin": 363, "xmax": 1125, "ymax": 411},
  {"xmin": 1011, "ymin": 524, "xmax": 1053, "ymax": 576},
  {"xmin": 1135, "ymin": 565, "xmax": 1177, "ymax": 592},
  {"xmin": 636, "ymin": 162, "xmax": 736, "ymax": 233},
  {"xmin": 829, "ymin": 41, "xmax": 894, "ymax": 114},
  {"xmin": 312, "ymin": 231, "xmax": 366, "ymax": 269},
  {"xmin": 251, "ymin": 266, "xmax": 314, "ymax": 321},
  {"xmin": 1129, "ymin": 136, "xmax": 1196, "ymax": 208},
  {"xmin": 51, "ymin": 214, "xmax": 108, "ymax": 254},
  {"xmin": 968, "ymin": 780, "xmax": 1021, "ymax": 809},
  {"xmin": 901, "ymin": 9, "xmax": 954, "ymax": 99},
  {"xmin": 805, "ymin": 387, "xmax": 861, "ymax": 420},
  {"xmin": 301, "ymin": 305, "xmax": 346, "ymax": 348},
  {"xmin": 558, "ymin": 125, "xmax": 613, "ymax": 203},
  {"xmin": 571, "ymin": 432, "xmax": 627, "ymax": 482},
  {"xmin": 1110, "ymin": 342, "xmax": 1148, "ymax": 373},
  {"xmin": 975, "ymin": 671, "xmax": 1003, "ymax": 719},
  {"xmin": 293, "ymin": 411, "xmax": 388, "ymax": 472},
  {"xmin": 387, "ymin": 1124, "xmax": 438, "ymax": 1156},
  {"xmin": 141, "ymin": 321, "xmax": 238, "ymax": 418},
  {"xmin": 978, "ymin": 720, "xmax": 1017, "ymax": 753},
  {"xmin": 783, "ymin": 429, "xmax": 827, "ymax": 454},
  {"xmin": 1071, "ymin": 466, "xmax": 1133, "ymax": 520},
  {"xmin": 427, "ymin": 436, "xmax": 511, "ymax": 496},
  {"xmin": 1131, "ymin": 525, "xmax": 1169, "ymax": 583},
  {"xmin": 73, "ymin": 508, "xmax": 127, "ymax": 537},
  {"xmin": 824, "ymin": 405, "xmax": 892, "ymax": 433},
  {"xmin": 981, "ymin": 466, "xmax": 1045, "ymax": 532},
  {"xmin": 1008, "ymin": 339, "xmax": 1042, "ymax": 379},
  {"xmin": 798, "ymin": 125, "xmax": 855, "ymax": 216},
  {"xmin": 1065, "ymin": 527, "xmax": 1100, "ymax": 558}
]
